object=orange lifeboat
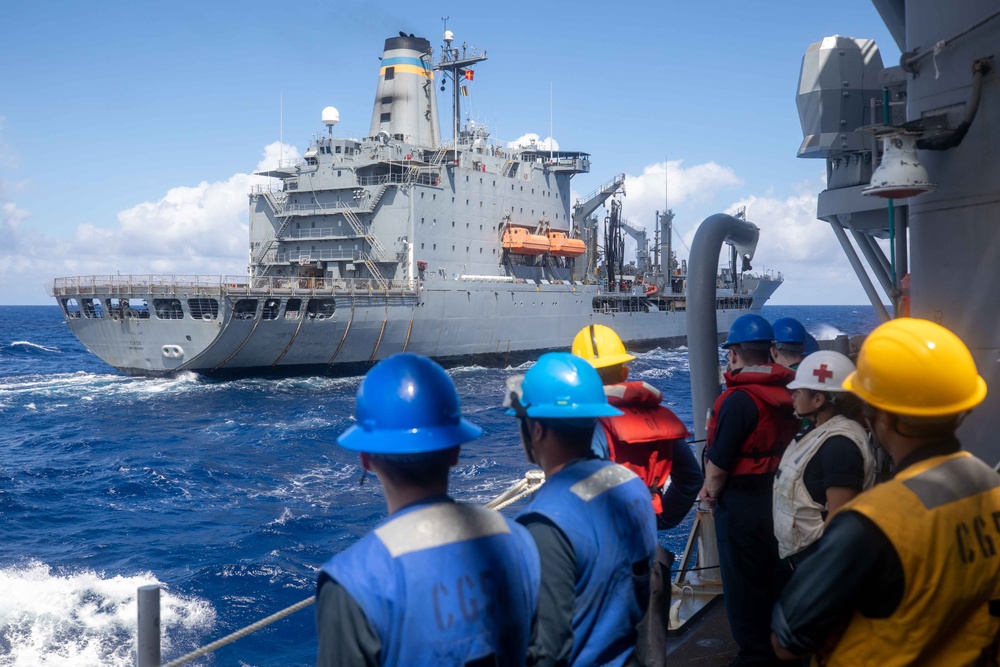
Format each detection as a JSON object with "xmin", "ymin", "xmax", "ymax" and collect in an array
[
  {"xmin": 546, "ymin": 231, "xmax": 586, "ymax": 258},
  {"xmin": 502, "ymin": 227, "xmax": 550, "ymax": 255}
]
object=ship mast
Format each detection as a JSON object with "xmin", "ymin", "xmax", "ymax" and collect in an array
[{"xmin": 437, "ymin": 20, "xmax": 487, "ymax": 148}]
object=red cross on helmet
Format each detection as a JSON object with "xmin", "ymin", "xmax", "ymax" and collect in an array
[{"xmin": 787, "ymin": 350, "xmax": 856, "ymax": 392}]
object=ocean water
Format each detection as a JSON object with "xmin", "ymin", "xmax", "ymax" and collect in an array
[{"xmin": 0, "ymin": 304, "xmax": 884, "ymax": 666}]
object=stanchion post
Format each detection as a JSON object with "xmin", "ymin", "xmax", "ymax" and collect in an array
[{"xmin": 137, "ymin": 585, "xmax": 161, "ymax": 667}]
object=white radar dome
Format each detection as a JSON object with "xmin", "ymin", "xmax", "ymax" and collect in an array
[
  {"xmin": 322, "ymin": 106, "xmax": 340, "ymax": 126},
  {"xmin": 443, "ymin": 30, "xmax": 454, "ymax": 43}
]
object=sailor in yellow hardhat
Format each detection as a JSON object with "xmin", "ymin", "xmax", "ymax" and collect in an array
[
  {"xmin": 772, "ymin": 318, "xmax": 1000, "ymax": 666},
  {"xmin": 571, "ymin": 324, "xmax": 702, "ymax": 530}
]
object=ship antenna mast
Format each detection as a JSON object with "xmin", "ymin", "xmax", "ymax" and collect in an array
[{"xmin": 437, "ymin": 22, "xmax": 487, "ymax": 149}]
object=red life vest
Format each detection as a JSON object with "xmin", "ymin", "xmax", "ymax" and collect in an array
[
  {"xmin": 599, "ymin": 381, "xmax": 691, "ymax": 515},
  {"xmin": 706, "ymin": 364, "xmax": 797, "ymax": 477}
]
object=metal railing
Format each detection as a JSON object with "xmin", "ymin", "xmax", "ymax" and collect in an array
[
  {"xmin": 275, "ymin": 249, "xmax": 360, "ymax": 263},
  {"xmin": 287, "ymin": 228, "xmax": 360, "ymax": 240},
  {"xmin": 135, "ymin": 472, "xmax": 545, "ymax": 667},
  {"xmin": 50, "ymin": 275, "xmax": 421, "ymax": 298}
]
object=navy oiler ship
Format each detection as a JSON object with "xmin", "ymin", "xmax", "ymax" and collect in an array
[{"xmin": 49, "ymin": 30, "xmax": 780, "ymax": 376}]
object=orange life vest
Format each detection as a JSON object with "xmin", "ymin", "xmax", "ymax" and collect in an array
[
  {"xmin": 599, "ymin": 381, "xmax": 691, "ymax": 515},
  {"xmin": 707, "ymin": 364, "xmax": 797, "ymax": 477}
]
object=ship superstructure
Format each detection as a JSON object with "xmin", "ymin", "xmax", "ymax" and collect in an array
[{"xmin": 49, "ymin": 30, "xmax": 781, "ymax": 376}]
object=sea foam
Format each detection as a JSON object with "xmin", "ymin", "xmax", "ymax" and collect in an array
[{"xmin": 0, "ymin": 561, "xmax": 215, "ymax": 667}]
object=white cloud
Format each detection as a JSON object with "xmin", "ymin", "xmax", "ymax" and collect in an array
[
  {"xmin": 0, "ymin": 142, "xmax": 300, "ymax": 304},
  {"xmin": 624, "ymin": 160, "xmax": 743, "ymax": 216},
  {"xmin": 508, "ymin": 133, "xmax": 559, "ymax": 151},
  {"xmin": 0, "ymin": 146, "xmax": 885, "ymax": 307},
  {"xmin": 710, "ymin": 185, "xmax": 889, "ymax": 306}
]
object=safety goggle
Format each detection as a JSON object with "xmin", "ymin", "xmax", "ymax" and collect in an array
[{"xmin": 503, "ymin": 375, "xmax": 529, "ymax": 419}]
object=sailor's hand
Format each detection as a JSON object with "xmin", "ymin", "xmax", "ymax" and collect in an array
[{"xmin": 697, "ymin": 485, "xmax": 716, "ymax": 515}]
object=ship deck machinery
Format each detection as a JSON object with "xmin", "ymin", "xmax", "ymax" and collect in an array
[
  {"xmin": 49, "ymin": 31, "xmax": 780, "ymax": 376},
  {"xmin": 793, "ymin": 3, "xmax": 1000, "ymax": 467}
]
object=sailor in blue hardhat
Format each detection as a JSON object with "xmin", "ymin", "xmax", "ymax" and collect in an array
[
  {"xmin": 700, "ymin": 314, "xmax": 799, "ymax": 664},
  {"xmin": 803, "ymin": 332, "xmax": 820, "ymax": 356},
  {"xmin": 504, "ymin": 352, "xmax": 657, "ymax": 666},
  {"xmin": 770, "ymin": 317, "xmax": 808, "ymax": 370},
  {"xmin": 316, "ymin": 353, "xmax": 540, "ymax": 667}
]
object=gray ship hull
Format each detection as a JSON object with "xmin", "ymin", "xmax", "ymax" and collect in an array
[{"xmin": 52, "ymin": 276, "xmax": 780, "ymax": 376}]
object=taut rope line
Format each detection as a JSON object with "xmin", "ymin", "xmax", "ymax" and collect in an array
[{"xmin": 152, "ymin": 472, "xmax": 545, "ymax": 666}]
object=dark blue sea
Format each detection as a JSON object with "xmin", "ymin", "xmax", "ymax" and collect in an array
[{"xmin": 0, "ymin": 304, "xmax": 883, "ymax": 666}]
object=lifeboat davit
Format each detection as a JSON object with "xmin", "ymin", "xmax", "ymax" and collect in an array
[
  {"xmin": 502, "ymin": 227, "xmax": 550, "ymax": 255},
  {"xmin": 546, "ymin": 231, "xmax": 586, "ymax": 258}
]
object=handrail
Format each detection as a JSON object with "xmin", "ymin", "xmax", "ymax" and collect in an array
[
  {"xmin": 49, "ymin": 275, "xmax": 421, "ymax": 297},
  {"xmin": 136, "ymin": 471, "xmax": 547, "ymax": 667}
]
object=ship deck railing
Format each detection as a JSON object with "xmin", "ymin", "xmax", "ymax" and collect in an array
[{"xmin": 49, "ymin": 275, "xmax": 421, "ymax": 298}]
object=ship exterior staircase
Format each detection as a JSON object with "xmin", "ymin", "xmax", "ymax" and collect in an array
[
  {"xmin": 252, "ymin": 191, "xmax": 293, "ymax": 267},
  {"xmin": 337, "ymin": 204, "xmax": 390, "ymax": 290}
]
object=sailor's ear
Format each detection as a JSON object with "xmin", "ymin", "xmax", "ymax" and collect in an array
[
  {"xmin": 529, "ymin": 418, "xmax": 548, "ymax": 443},
  {"xmin": 359, "ymin": 452, "xmax": 372, "ymax": 471}
]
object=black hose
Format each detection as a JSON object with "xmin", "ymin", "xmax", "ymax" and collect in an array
[{"xmin": 917, "ymin": 59, "xmax": 992, "ymax": 151}]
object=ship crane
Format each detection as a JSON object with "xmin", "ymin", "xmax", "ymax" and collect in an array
[
  {"xmin": 572, "ymin": 173, "xmax": 626, "ymax": 281},
  {"xmin": 619, "ymin": 219, "xmax": 650, "ymax": 274}
]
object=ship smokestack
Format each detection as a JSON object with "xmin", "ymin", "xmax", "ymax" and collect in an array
[{"xmin": 370, "ymin": 35, "xmax": 441, "ymax": 148}]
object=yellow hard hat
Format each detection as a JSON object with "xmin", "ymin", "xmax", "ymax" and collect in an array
[
  {"xmin": 842, "ymin": 318, "xmax": 987, "ymax": 417},
  {"xmin": 572, "ymin": 324, "xmax": 636, "ymax": 369}
]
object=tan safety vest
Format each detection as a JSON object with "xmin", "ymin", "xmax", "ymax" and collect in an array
[
  {"xmin": 822, "ymin": 452, "xmax": 1000, "ymax": 667},
  {"xmin": 773, "ymin": 415, "xmax": 873, "ymax": 559}
]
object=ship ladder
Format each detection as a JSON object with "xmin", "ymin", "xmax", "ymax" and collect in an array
[{"xmin": 135, "ymin": 471, "xmax": 547, "ymax": 667}]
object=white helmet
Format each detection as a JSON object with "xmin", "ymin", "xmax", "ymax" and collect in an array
[{"xmin": 787, "ymin": 350, "xmax": 855, "ymax": 393}]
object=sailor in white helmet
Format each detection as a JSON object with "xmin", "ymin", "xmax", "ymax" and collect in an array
[{"xmin": 772, "ymin": 350, "xmax": 875, "ymax": 568}]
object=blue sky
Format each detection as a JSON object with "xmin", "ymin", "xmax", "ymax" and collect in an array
[{"xmin": 0, "ymin": 0, "xmax": 900, "ymax": 305}]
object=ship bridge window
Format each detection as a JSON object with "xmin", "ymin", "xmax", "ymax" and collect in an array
[
  {"xmin": 284, "ymin": 298, "xmax": 302, "ymax": 320},
  {"xmin": 154, "ymin": 298, "xmax": 184, "ymax": 320},
  {"xmin": 234, "ymin": 299, "xmax": 258, "ymax": 320},
  {"xmin": 385, "ymin": 67, "xmax": 395, "ymax": 80},
  {"xmin": 381, "ymin": 96, "xmax": 393, "ymax": 105},
  {"xmin": 262, "ymin": 299, "xmax": 281, "ymax": 321},
  {"xmin": 335, "ymin": 146, "xmax": 341, "ymax": 154},
  {"xmin": 187, "ymin": 298, "xmax": 219, "ymax": 320},
  {"xmin": 82, "ymin": 298, "xmax": 104, "ymax": 319},
  {"xmin": 62, "ymin": 298, "xmax": 81, "ymax": 319},
  {"xmin": 306, "ymin": 299, "xmax": 336, "ymax": 321},
  {"xmin": 380, "ymin": 113, "xmax": 391, "ymax": 123}
]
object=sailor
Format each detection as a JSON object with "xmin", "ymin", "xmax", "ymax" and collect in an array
[
  {"xmin": 698, "ymin": 313, "xmax": 798, "ymax": 666},
  {"xmin": 772, "ymin": 351, "xmax": 875, "ymax": 567},
  {"xmin": 802, "ymin": 332, "xmax": 820, "ymax": 357},
  {"xmin": 772, "ymin": 318, "xmax": 1000, "ymax": 665},
  {"xmin": 770, "ymin": 317, "xmax": 808, "ymax": 370},
  {"xmin": 505, "ymin": 352, "xmax": 657, "ymax": 667},
  {"xmin": 571, "ymin": 323, "xmax": 703, "ymax": 530},
  {"xmin": 316, "ymin": 353, "xmax": 540, "ymax": 667}
]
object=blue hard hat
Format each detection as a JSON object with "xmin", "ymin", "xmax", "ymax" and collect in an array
[
  {"xmin": 772, "ymin": 317, "xmax": 807, "ymax": 345},
  {"xmin": 803, "ymin": 332, "xmax": 821, "ymax": 356},
  {"xmin": 338, "ymin": 353, "xmax": 483, "ymax": 453},
  {"xmin": 722, "ymin": 314, "xmax": 775, "ymax": 349},
  {"xmin": 508, "ymin": 352, "xmax": 623, "ymax": 419}
]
